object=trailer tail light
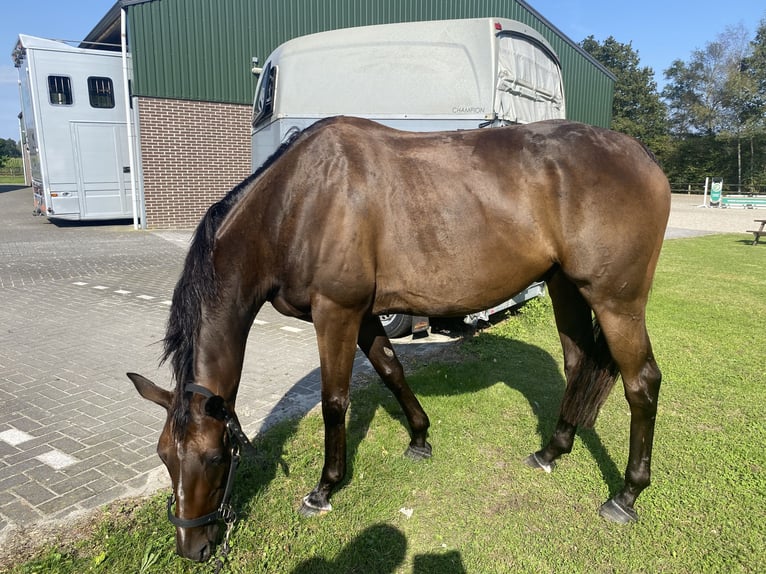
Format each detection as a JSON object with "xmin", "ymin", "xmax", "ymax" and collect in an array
[{"xmin": 495, "ymin": 22, "xmax": 503, "ymax": 31}]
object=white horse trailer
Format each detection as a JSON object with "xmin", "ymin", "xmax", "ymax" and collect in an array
[
  {"xmin": 13, "ymin": 35, "xmax": 134, "ymax": 221},
  {"xmin": 251, "ymin": 18, "xmax": 565, "ymax": 335},
  {"xmin": 251, "ymin": 18, "xmax": 565, "ymax": 167}
]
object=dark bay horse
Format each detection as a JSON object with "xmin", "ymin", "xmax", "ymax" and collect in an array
[{"xmin": 128, "ymin": 116, "xmax": 670, "ymax": 561}]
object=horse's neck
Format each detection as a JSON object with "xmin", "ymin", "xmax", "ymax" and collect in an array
[
  {"xmin": 193, "ymin": 272, "xmax": 266, "ymax": 402},
  {"xmin": 193, "ymin": 183, "xmax": 275, "ymax": 399}
]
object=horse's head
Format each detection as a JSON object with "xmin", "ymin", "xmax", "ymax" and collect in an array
[{"xmin": 127, "ymin": 372, "xmax": 242, "ymax": 562}]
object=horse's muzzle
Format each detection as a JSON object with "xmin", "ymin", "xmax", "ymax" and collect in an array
[{"xmin": 176, "ymin": 523, "xmax": 220, "ymax": 562}]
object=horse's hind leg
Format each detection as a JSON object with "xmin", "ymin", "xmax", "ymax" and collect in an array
[
  {"xmin": 594, "ymin": 306, "xmax": 662, "ymax": 523},
  {"xmin": 357, "ymin": 315, "xmax": 431, "ymax": 459},
  {"xmin": 525, "ymin": 271, "xmax": 618, "ymax": 472}
]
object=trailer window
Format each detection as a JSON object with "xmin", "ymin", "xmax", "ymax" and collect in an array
[
  {"xmin": 48, "ymin": 76, "xmax": 73, "ymax": 105},
  {"xmin": 253, "ymin": 63, "xmax": 276, "ymax": 126},
  {"xmin": 88, "ymin": 77, "xmax": 115, "ymax": 109}
]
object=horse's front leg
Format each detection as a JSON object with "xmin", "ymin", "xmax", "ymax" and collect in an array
[
  {"xmin": 299, "ymin": 298, "xmax": 364, "ymax": 517},
  {"xmin": 357, "ymin": 315, "xmax": 431, "ymax": 459}
]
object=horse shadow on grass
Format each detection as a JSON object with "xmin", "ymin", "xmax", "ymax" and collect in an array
[
  {"xmin": 290, "ymin": 523, "xmax": 466, "ymax": 574},
  {"xmin": 230, "ymin": 329, "xmax": 622, "ymax": 570},
  {"xmin": 345, "ymin": 333, "xmax": 622, "ymax": 499}
]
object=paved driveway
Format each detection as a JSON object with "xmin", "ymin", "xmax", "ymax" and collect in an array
[{"xmin": 0, "ymin": 186, "xmax": 352, "ymax": 542}]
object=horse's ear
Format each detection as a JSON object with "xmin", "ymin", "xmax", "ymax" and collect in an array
[
  {"xmin": 204, "ymin": 395, "xmax": 227, "ymax": 421},
  {"xmin": 127, "ymin": 372, "xmax": 172, "ymax": 410}
]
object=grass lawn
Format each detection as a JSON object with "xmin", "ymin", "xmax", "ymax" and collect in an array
[
  {"xmin": 0, "ymin": 157, "xmax": 24, "ymax": 184},
  {"xmin": 7, "ymin": 234, "xmax": 765, "ymax": 573}
]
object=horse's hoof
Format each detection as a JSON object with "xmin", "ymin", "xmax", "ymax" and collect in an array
[
  {"xmin": 405, "ymin": 442, "xmax": 432, "ymax": 461},
  {"xmin": 299, "ymin": 495, "xmax": 332, "ymax": 517},
  {"xmin": 599, "ymin": 498, "xmax": 638, "ymax": 524},
  {"xmin": 523, "ymin": 452, "xmax": 554, "ymax": 474}
]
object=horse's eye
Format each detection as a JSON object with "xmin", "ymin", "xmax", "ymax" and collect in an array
[{"xmin": 207, "ymin": 453, "xmax": 225, "ymax": 466}]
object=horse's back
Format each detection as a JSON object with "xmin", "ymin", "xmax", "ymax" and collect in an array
[
  {"xmin": 295, "ymin": 118, "xmax": 669, "ymax": 314},
  {"xmin": 303, "ymin": 116, "xmax": 669, "ymax": 234}
]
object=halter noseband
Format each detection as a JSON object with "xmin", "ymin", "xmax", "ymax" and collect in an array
[{"xmin": 166, "ymin": 383, "xmax": 251, "ymax": 530}]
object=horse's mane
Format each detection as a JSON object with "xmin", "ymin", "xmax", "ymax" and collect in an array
[{"xmin": 160, "ymin": 120, "xmax": 331, "ymax": 438}]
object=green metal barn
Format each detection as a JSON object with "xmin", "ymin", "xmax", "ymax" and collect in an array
[{"xmin": 81, "ymin": 0, "xmax": 614, "ymax": 228}]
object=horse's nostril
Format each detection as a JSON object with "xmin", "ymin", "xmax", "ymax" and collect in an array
[{"xmin": 176, "ymin": 540, "xmax": 212, "ymax": 563}]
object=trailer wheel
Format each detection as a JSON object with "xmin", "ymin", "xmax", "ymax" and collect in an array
[{"xmin": 379, "ymin": 314, "xmax": 412, "ymax": 338}]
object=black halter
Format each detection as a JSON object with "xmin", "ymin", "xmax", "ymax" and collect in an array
[{"xmin": 166, "ymin": 383, "xmax": 251, "ymax": 530}]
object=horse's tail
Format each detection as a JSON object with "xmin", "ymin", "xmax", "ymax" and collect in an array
[{"xmin": 559, "ymin": 321, "xmax": 621, "ymax": 429}]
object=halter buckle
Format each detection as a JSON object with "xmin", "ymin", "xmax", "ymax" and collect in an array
[{"xmin": 219, "ymin": 503, "xmax": 237, "ymax": 525}]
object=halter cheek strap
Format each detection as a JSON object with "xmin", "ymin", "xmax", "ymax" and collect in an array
[
  {"xmin": 166, "ymin": 383, "xmax": 250, "ymax": 530},
  {"xmin": 166, "ymin": 443, "xmax": 239, "ymax": 529}
]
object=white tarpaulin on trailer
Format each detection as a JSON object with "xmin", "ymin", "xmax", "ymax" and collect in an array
[{"xmin": 494, "ymin": 34, "xmax": 565, "ymax": 123}]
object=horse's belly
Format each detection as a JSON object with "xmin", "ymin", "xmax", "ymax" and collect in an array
[{"xmin": 372, "ymin": 263, "xmax": 544, "ymax": 317}]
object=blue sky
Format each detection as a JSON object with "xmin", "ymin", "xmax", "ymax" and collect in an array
[{"xmin": 2, "ymin": 0, "xmax": 765, "ymax": 140}]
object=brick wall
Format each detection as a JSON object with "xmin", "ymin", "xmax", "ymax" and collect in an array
[{"xmin": 137, "ymin": 97, "xmax": 252, "ymax": 229}]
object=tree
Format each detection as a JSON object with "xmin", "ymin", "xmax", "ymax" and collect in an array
[
  {"xmin": 663, "ymin": 26, "xmax": 757, "ymax": 138},
  {"xmin": 744, "ymin": 18, "xmax": 766, "ymax": 126},
  {"xmin": 662, "ymin": 22, "xmax": 766, "ymax": 189},
  {"xmin": 739, "ymin": 18, "xmax": 766, "ymax": 187},
  {"xmin": 0, "ymin": 138, "xmax": 21, "ymax": 159},
  {"xmin": 662, "ymin": 58, "xmax": 708, "ymax": 136},
  {"xmin": 662, "ymin": 33, "xmax": 739, "ymax": 136},
  {"xmin": 580, "ymin": 35, "xmax": 668, "ymax": 147}
]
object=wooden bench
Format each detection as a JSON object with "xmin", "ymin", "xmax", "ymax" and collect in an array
[
  {"xmin": 721, "ymin": 195, "xmax": 766, "ymax": 209},
  {"xmin": 746, "ymin": 219, "xmax": 766, "ymax": 245}
]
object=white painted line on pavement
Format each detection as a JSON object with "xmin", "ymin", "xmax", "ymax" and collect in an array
[
  {"xmin": 36, "ymin": 450, "xmax": 79, "ymax": 470},
  {"xmin": 0, "ymin": 428, "xmax": 34, "ymax": 446}
]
